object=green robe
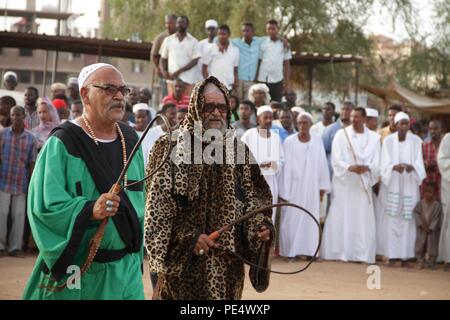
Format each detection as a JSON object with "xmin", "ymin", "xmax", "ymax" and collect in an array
[{"xmin": 23, "ymin": 122, "xmax": 145, "ymax": 300}]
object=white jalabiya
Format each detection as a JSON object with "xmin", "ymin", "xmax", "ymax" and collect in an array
[
  {"xmin": 321, "ymin": 126, "xmax": 381, "ymax": 263},
  {"xmin": 310, "ymin": 121, "xmax": 331, "ymax": 138},
  {"xmin": 241, "ymin": 127, "xmax": 284, "ymax": 218},
  {"xmin": 438, "ymin": 133, "xmax": 450, "ymax": 262},
  {"xmin": 278, "ymin": 134, "xmax": 331, "ymax": 257},
  {"xmin": 141, "ymin": 125, "xmax": 166, "ymax": 168},
  {"xmin": 378, "ymin": 132, "xmax": 425, "ymax": 260}
]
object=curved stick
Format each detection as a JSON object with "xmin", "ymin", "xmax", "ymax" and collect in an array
[{"xmin": 208, "ymin": 201, "xmax": 322, "ymax": 275}]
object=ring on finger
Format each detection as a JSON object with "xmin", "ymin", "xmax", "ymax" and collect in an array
[
  {"xmin": 106, "ymin": 200, "xmax": 114, "ymax": 207},
  {"xmin": 106, "ymin": 206, "xmax": 114, "ymax": 212},
  {"xmin": 198, "ymin": 249, "xmax": 205, "ymax": 256}
]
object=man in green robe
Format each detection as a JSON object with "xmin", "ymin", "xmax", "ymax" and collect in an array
[{"xmin": 23, "ymin": 63, "xmax": 145, "ymax": 300}]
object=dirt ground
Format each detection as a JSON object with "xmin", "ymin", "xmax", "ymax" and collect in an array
[{"xmin": 0, "ymin": 254, "xmax": 449, "ymax": 300}]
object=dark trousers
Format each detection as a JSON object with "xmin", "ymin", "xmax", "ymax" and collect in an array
[{"xmin": 266, "ymin": 81, "xmax": 284, "ymax": 102}]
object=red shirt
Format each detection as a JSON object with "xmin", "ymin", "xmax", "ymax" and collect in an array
[
  {"xmin": 162, "ymin": 93, "xmax": 190, "ymax": 109},
  {"xmin": 421, "ymin": 140, "xmax": 441, "ymax": 200}
]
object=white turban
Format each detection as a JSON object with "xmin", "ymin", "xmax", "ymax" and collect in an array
[
  {"xmin": 256, "ymin": 105, "xmax": 273, "ymax": 117},
  {"xmin": 133, "ymin": 103, "xmax": 150, "ymax": 113},
  {"xmin": 298, "ymin": 111, "xmax": 313, "ymax": 121},
  {"xmin": 78, "ymin": 63, "xmax": 118, "ymax": 88},
  {"xmin": 248, "ymin": 83, "xmax": 271, "ymax": 104},
  {"xmin": 366, "ymin": 107, "xmax": 379, "ymax": 118},
  {"xmin": 3, "ymin": 71, "xmax": 17, "ymax": 80},
  {"xmin": 394, "ymin": 111, "xmax": 409, "ymax": 124},
  {"xmin": 291, "ymin": 106, "xmax": 305, "ymax": 114}
]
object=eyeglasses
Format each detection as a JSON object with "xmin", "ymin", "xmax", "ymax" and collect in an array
[
  {"xmin": 203, "ymin": 103, "xmax": 229, "ymax": 114},
  {"xmin": 86, "ymin": 83, "xmax": 131, "ymax": 96}
]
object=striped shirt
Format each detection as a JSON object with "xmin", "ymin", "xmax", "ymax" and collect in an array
[
  {"xmin": 0, "ymin": 127, "xmax": 37, "ymax": 194},
  {"xmin": 162, "ymin": 93, "xmax": 191, "ymax": 109}
]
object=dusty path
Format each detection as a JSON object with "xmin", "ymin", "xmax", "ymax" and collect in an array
[{"xmin": 1, "ymin": 255, "xmax": 449, "ymax": 300}]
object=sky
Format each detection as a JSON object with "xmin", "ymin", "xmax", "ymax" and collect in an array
[{"xmin": 0, "ymin": 0, "xmax": 436, "ymax": 43}]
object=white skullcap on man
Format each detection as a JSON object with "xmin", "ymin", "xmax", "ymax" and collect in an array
[
  {"xmin": 133, "ymin": 103, "xmax": 150, "ymax": 113},
  {"xmin": 205, "ymin": 19, "xmax": 218, "ymax": 29},
  {"xmin": 248, "ymin": 83, "xmax": 271, "ymax": 103},
  {"xmin": 298, "ymin": 111, "xmax": 313, "ymax": 121},
  {"xmin": 3, "ymin": 71, "xmax": 17, "ymax": 80},
  {"xmin": 291, "ymin": 106, "xmax": 305, "ymax": 114},
  {"xmin": 256, "ymin": 105, "xmax": 273, "ymax": 117},
  {"xmin": 67, "ymin": 77, "xmax": 78, "ymax": 86},
  {"xmin": 366, "ymin": 107, "xmax": 379, "ymax": 118},
  {"xmin": 78, "ymin": 63, "xmax": 118, "ymax": 89},
  {"xmin": 394, "ymin": 111, "xmax": 409, "ymax": 124}
]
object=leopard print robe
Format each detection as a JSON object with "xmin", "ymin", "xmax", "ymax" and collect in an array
[{"xmin": 144, "ymin": 76, "xmax": 274, "ymax": 300}]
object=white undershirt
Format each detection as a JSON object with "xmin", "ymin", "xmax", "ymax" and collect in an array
[{"xmin": 70, "ymin": 120, "xmax": 116, "ymax": 144}]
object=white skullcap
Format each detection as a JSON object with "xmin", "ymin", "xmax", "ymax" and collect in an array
[
  {"xmin": 366, "ymin": 107, "xmax": 379, "ymax": 118},
  {"xmin": 3, "ymin": 71, "xmax": 17, "ymax": 80},
  {"xmin": 67, "ymin": 77, "xmax": 78, "ymax": 86},
  {"xmin": 51, "ymin": 82, "xmax": 67, "ymax": 91},
  {"xmin": 78, "ymin": 63, "xmax": 117, "ymax": 88},
  {"xmin": 248, "ymin": 83, "xmax": 271, "ymax": 104},
  {"xmin": 291, "ymin": 106, "xmax": 305, "ymax": 114},
  {"xmin": 205, "ymin": 19, "xmax": 218, "ymax": 29},
  {"xmin": 256, "ymin": 105, "xmax": 273, "ymax": 117},
  {"xmin": 394, "ymin": 111, "xmax": 409, "ymax": 124},
  {"xmin": 298, "ymin": 111, "xmax": 313, "ymax": 121},
  {"xmin": 133, "ymin": 103, "xmax": 150, "ymax": 113}
]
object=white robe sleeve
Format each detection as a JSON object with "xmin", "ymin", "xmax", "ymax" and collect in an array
[
  {"xmin": 331, "ymin": 130, "xmax": 352, "ymax": 178},
  {"xmin": 368, "ymin": 135, "xmax": 381, "ymax": 186},
  {"xmin": 318, "ymin": 138, "xmax": 332, "ymax": 193},
  {"xmin": 412, "ymin": 136, "xmax": 426, "ymax": 184},
  {"xmin": 380, "ymin": 137, "xmax": 395, "ymax": 186},
  {"xmin": 438, "ymin": 133, "xmax": 450, "ymax": 182}
]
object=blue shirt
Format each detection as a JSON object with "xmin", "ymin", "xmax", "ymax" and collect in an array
[
  {"xmin": 231, "ymin": 37, "xmax": 264, "ymax": 81},
  {"xmin": 273, "ymin": 126, "xmax": 296, "ymax": 143},
  {"xmin": 322, "ymin": 119, "xmax": 343, "ymax": 175}
]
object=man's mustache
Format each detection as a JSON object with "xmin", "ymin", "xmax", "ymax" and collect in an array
[{"xmin": 108, "ymin": 102, "xmax": 125, "ymax": 110}]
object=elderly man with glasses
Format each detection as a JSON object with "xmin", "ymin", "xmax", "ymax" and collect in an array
[{"xmin": 23, "ymin": 63, "xmax": 146, "ymax": 300}]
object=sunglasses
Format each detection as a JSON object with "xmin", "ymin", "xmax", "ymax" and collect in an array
[
  {"xmin": 87, "ymin": 83, "xmax": 131, "ymax": 96},
  {"xmin": 203, "ymin": 103, "xmax": 229, "ymax": 113}
]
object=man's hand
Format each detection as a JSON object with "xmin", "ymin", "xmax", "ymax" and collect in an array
[
  {"xmin": 257, "ymin": 226, "xmax": 271, "ymax": 241},
  {"xmin": 405, "ymin": 164, "xmax": 415, "ymax": 173},
  {"xmin": 194, "ymin": 234, "xmax": 217, "ymax": 256},
  {"xmin": 393, "ymin": 164, "xmax": 405, "ymax": 173},
  {"xmin": 92, "ymin": 193, "xmax": 121, "ymax": 220},
  {"xmin": 348, "ymin": 165, "xmax": 361, "ymax": 174},
  {"xmin": 421, "ymin": 224, "xmax": 429, "ymax": 233}
]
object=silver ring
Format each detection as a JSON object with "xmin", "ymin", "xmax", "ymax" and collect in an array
[
  {"xmin": 106, "ymin": 207, "xmax": 113, "ymax": 212},
  {"xmin": 198, "ymin": 249, "xmax": 205, "ymax": 256},
  {"xmin": 106, "ymin": 200, "xmax": 114, "ymax": 207}
]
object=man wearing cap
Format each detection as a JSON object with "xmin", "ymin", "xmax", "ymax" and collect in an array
[
  {"xmin": 378, "ymin": 111, "xmax": 426, "ymax": 267},
  {"xmin": 67, "ymin": 77, "xmax": 80, "ymax": 105},
  {"xmin": 2, "ymin": 71, "xmax": 18, "ymax": 91},
  {"xmin": 241, "ymin": 105, "xmax": 284, "ymax": 218},
  {"xmin": 321, "ymin": 107, "xmax": 381, "ymax": 264},
  {"xmin": 278, "ymin": 112, "xmax": 330, "ymax": 260},
  {"xmin": 202, "ymin": 24, "xmax": 239, "ymax": 92},
  {"xmin": 133, "ymin": 103, "xmax": 151, "ymax": 138},
  {"xmin": 378, "ymin": 104, "xmax": 402, "ymax": 142},
  {"xmin": 365, "ymin": 107, "xmax": 379, "ymax": 131},
  {"xmin": 196, "ymin": 19, "xmax": 218, "ymax": 81},
  {"xmin": 160, "ymin": 16, "xmax": 201, "ymax": 96},
  {"xmin": 23, "ymin": 63, "xmax": 145, "ymax": 299}
]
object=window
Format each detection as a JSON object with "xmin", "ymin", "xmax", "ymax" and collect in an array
[
  {"xmin": 19, "ymin": 48, "xmax": 33, "ymax": 57},
  {"xmin": 132, "ymin": 61, "xmax": 143, "ymax": 73},
  {"xmin": 16, "ymin": 70, "xmax": 32, "ymax": 83}
]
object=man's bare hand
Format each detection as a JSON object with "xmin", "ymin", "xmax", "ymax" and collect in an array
[
  {"xmin": 194, "ymin": 234, "xmax": 217, "ymax": 256},
  {"xmin": 405, "ymin": 164, "xmax": 415, "ymax": 173},
  {"xmin": 92, "ymin": 193, "xmax": 120, "ymax": 220},
  {"xmin": 393, "ymin": 164, "xmax": 405, "ymax": 173},
  {"xmin": 257, "ymin": 226, "xmax": 271, "ymax": 241}
]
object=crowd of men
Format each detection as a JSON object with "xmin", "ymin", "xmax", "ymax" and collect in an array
[{"xmin": 1, "ymin": 15, "xmax": 449, "ymax": 281}]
